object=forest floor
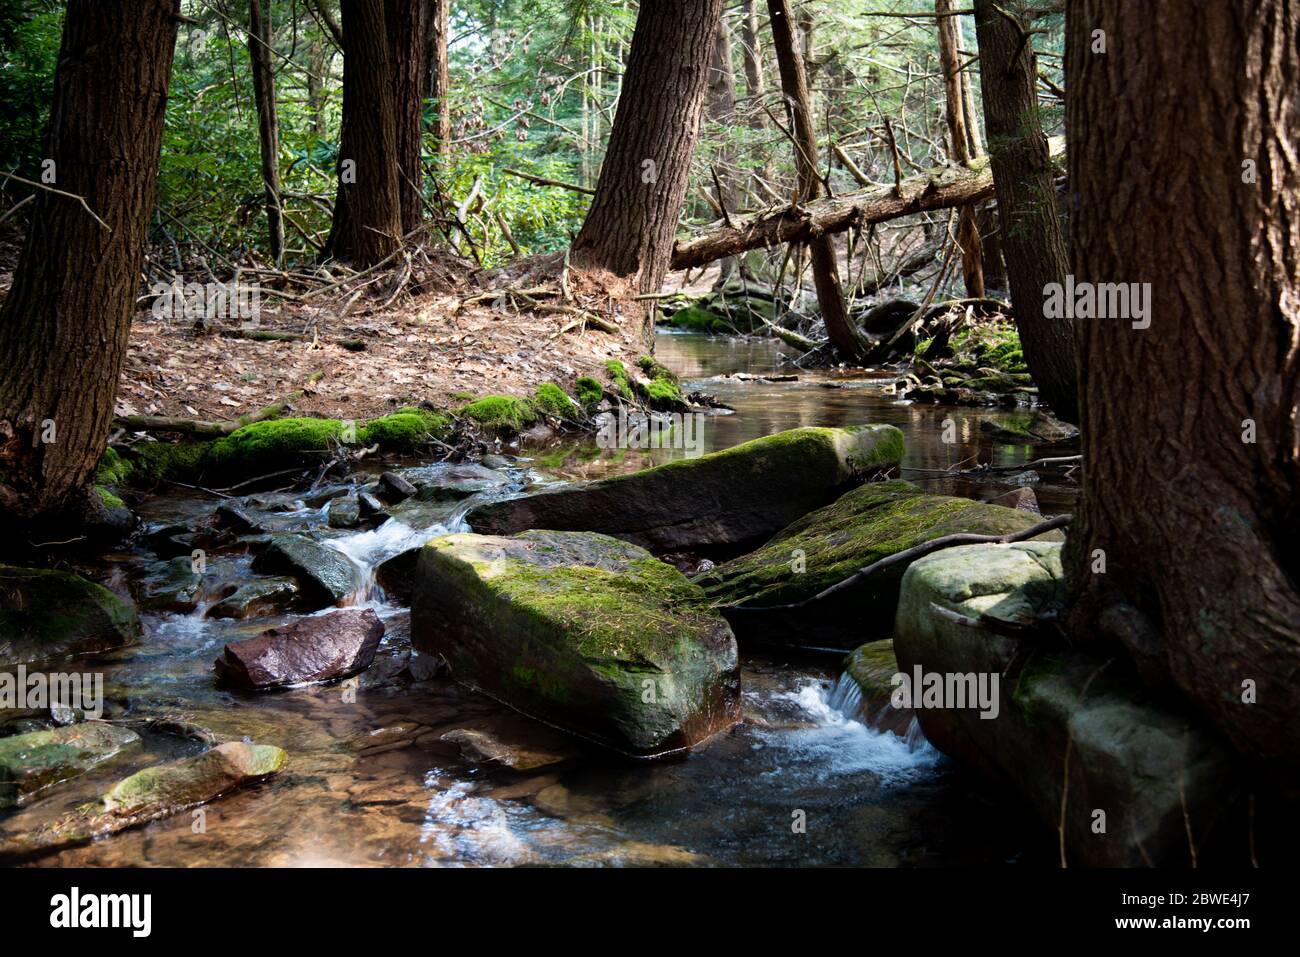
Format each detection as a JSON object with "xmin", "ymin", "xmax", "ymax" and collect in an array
[{"xmin": 107, "ymin": 252, "xmax": 662, "ymax": 426}]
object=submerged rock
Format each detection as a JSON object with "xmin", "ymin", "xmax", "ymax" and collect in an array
[
  {"xmin": 412, "ymin": 530, "xmax": 740, "ymax": 758},
  {"xmin": 0, "ymin": 566, "xmax": 141, "ymax": 668},
  {"xmin": 441, "ymin": 722, "xmax": 579, "ymax": 771},
  {"xmin": 205, "ymin": 577, "xmax": 300, "ymax": 619},
  {"xmin": 0, "ymin": 722, "xmax": 141, "ymax": 809},
  {"xmin": 0, "ymin": 742, "xmax": 286, "ymax": 860},
  {"xmin": 465, "ymin": 425, "xmax": 905, "ymax": 559},
  {"xmin": 415, "ymin": 464, "xmax": 510, "ymax": 501},
  {"xmin": 251, "ymin": 533, "xmax": 360, "ymax": 608},
  {"xmin": 214, "ymin": 608, "xmax": 384, "ymax": 690},
  {"xmin": 696, "ymin": 480, "xmax": 1057, "ymax": 648},
  {"xmin": 135, "ymin": 555, "xmax": 203, "ymax": 613},
  {"xmin": 893, "ymin": 541, "xmax": 1236, "ymax": 866}
]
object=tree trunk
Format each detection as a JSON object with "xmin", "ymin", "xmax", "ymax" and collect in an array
[
  {"xmin": 248, "ymin": 0, "xmax": 284, "ymax": 265},
  {"xmin": 973, "ymin": 0, "xmax": 1076, "ymax": 421},
  {"xmin": 387, "ymin": 0, "xmax": 430, "ymax": 234},
  {"xmin": 427, "ymin": 0, "xmax": 451, "ymax": 154},
  {"xmin": 766, "ymin": 0, "xmax": 868, "ymax": 362},
  {"xmin": 325, "ymin": 0, "xmax": 402, "ymax": 267},
  {"xmin": 671, "ymin": 139, "xmax": 1063, "ymax": 270},
  {"xmin": 1065, "ymin": 0, "xmax": 1300, "ymax": 762},
  {"xmin": 937, "ymin": 0, "xmax": 984, "ymax": 299},
  {"xmin": 570, "ymin": 0, "xmax": 724, "ymax": 349},
  {"xmin": 739, "ymin": 0, "xmax": 766, "ymax": 129},
  {"xmin": 706, "ymin": 14, "xmax": 743, "ymax": 289},
  {"xmin": 0, "ymin": 0, "xmax": 179, "ymax": 526}
]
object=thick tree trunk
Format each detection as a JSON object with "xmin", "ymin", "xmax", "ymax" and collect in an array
[
  {"xmin": 767, "ymin": 0, "xmax": 868, "ymax": 362},
  {"xmin": 427, "ymin": 0, "xmax": 451, "ymax": 153},
  {"xmin": 1065, "ymin": 0, "xmax": 1300, "ymax": 762},
  {"xmin": 325, "ymin": 0, "xmax": 402, "ymax": 267},
  {"xmin": 937, "ymin": 0, "xmax": 984, "ymax": 299},
  {"xmin": 671, "ymin": 140, "xmax": 1063, "ymax": 270},
  {"xmin": 0, "ymin": 0, "xmax": 179, "ymax": 525},
  {"xmin": 387, "ymin": 0, "xmax": 430, "ymax": 234},
  {"xmin": 974, "ymin": 0, "xmax": 1076, "ymax": 421},
  {"xmin": 248, "ymin": 0, "xmax": 284, "ymax": 265},
  {"xmin": 739, "ymin": 0, "xmax": 766, "ymax": 129},
  {"xmin": 570, "ymin": 0, "xmax": 724, "ymax": 349},
  {"xmin": 706, "ymin": 15, "xmax": 743, "ymax": 288}
]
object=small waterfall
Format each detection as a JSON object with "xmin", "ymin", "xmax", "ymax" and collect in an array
[
  {"xmin": 826, "ymin": 672, "xmax": 929, "ymax": 754},
  {"xmin": 327, "ymin": 517, "xmax": 454, "ymax": 607}
]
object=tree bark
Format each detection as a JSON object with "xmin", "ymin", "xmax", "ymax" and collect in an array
[
  {"xmin": 325, "ymin": 0, "xmax": 402, "ymax": 267},
  {"xmin": 0, "ymin": 0, "xmax": 179, "ymax": 525},
  {"xmin": 766, "ymin": 0, "xmax": 868, "ymax": 362},
  {"xmin": 427, "ymin": 0, "xmax": 451, "ymax": 153},
  {"xmin": 387, "ymin": 0, "xmax": 430, "ymax": 234},
  {"xmin": 248, "ymin": 0, "xmax": 285, "ymax": 265},
  {"xmin": 937, "ymin": 0, "xmax": 984, "ymax": 299},
  {"xmin": 739, "ymin": 0, "xmax": 766, "ymax": 129},
  {"xmin": 1065, "ymin": 0, "xmax": 1300, "ymax": 762},
  {"xmin": 570, "ymin": 0, "xmax": 724, "ymax": 349},
  {"xmin": 671, "ymin": 141, "xmax": 1062, "ymax": 270},
  {"xmin": 974, "ymin": 0, "xmax": 1076, "ymax": 421},
  {"xmin": 706, "ymin": 14, "xmax": 743, "ymax": 288}
]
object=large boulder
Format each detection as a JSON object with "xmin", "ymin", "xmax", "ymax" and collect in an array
[
  {"xmin": 893, "ymin": 541, "xmax": 1237, "ymax": 866},
  {"xmin": 464, "ymin": 425, "xmax": 904, "ymax": 559},
  {"xmin": 0, "ymin": 566, "xmax": 141, "ymax": 668},
  {"xmin": 412, "ymin": 530, "xmax": 740, "ymax": 758},
  {"xmin": 214, "ymin": 608, "xmax": 384, "ymax": 690},
  {"xmin": 696, "ymin": 480, "xmax": 1057, "ymax": 648},
  {"xmin": 251, "ymin": 533, "xmax": 361, "ymax": 608},
  {"xmin": 0, "ymin": 722, "xmax": 140, "ymax": 809}
]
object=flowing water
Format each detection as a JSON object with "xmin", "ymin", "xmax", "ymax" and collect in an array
[{"xmin": 4, "ymin": 330, "xmax": 1076, "ymax": 867}]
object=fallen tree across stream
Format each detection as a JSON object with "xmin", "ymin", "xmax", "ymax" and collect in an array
[{"xmin": 670, "ymin": 137, "xmax": 1065, "ymax": 271}]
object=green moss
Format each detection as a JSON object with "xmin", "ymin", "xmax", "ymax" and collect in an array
[
  {"xmin": 635, "ymin": 355, "xmax": 683, "ymax": 408},
  {"xmin": 459, "ymin": 395, "xmax": 538, "ymax": 432},
  {"xmin": 604, "ymin": 360, "xmax": 633, "ymax": 400},
  {"xmin": 574, "ymin": 375, "xmax": 604, "ymax": 410},
  {"xmin": 361, "ymin": 408, "xmax": 452, "ymax": 451},
  {"xmin": 951, "ymin": 321, "xmax": 1028, "ymax": 376},
  {"xmin": 667, "ymin": 303, "xmax": 727, "ymax": 333},
  {"xmin": 127, "ymin": 440, "xmax": 210, "ymax": 486},
  {"xmin": 94, "ymin": 448, "xmax": 132, "ymax": 487},
  {"xmin": 206, "ymin": 417, "xmax": 345, "ymax": 476},
  {"xmin": 698, "ymin": 479, "xmax": 1044, "ymax": 607},
  {"xmin": 533, "ymin": 382, "xmax": 577, "ymax": 420},
  {"xmin": 95, "ymin": 486, "xmax": 125, "ymax": 510}
]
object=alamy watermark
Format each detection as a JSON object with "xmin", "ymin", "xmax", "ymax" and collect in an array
[
  {"xmin": 1043, "ymin": 274, "xmax": 1151, "ymax": 329},
  {"xmin": 0, "ymin": 666, "xmax": 103, "ymax": 719},
  {"xmin": 891, "ymin": 666, "xmax": 1000, "ymax": 720},
  {"xmin": 596, "ymin": 408, "xmax": 705, "ymax": 458},
  {"xmin": 150, "ymin": 275, "xmax": 260, "ymax": 323}
]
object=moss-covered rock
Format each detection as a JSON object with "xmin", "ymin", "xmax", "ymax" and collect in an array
[
  {"xmin": 697, "ymin": 480, "xmax": 1057, "ymax": 648},
  {"xmin": 574, "ymin": 375, "xmax": 605, "ymax": 410},
  {"xmin": 604, "ymin": 360, "xmax": 633, "ymax": 400},
  {"xmin": 459, "ymin": 395, "xmax": 538, "ymax": 432},
  {"xmin": 840, "ymin": 640, "xmax": 915, "ymax": 737},
  {"xmin": 635, "ymin": 355, "xmax": 683, "ymax": 409},
  {"xmin": 0, "ymin": 566, "xmax": 141, "ymax": 668},
  {"xmin": 360, "ymin": 408, "xmax": 452, "ymax": 451},
  {"xmin": 0, "ymin": 723, "xmax": 141, "ymax": 809},
  {"xmin": 532, "ymin": 382, "xmax": 578, "ymax": 420},
  {"xmin": 467, "ymin": 425, "xmax": 904, "ymax": 560},
  {"xmin": 0, "ymin": 742, "xmax": 287, "ymax": 860},
  {"xmin": 412, "ymin": 530, "xmax": 740, "ymax": 758},
  {"xmin": 206, "ymin": 417, "xmax": 345, "ymax": 477},
  {"xmin": 893, "ymin": 542, "xmax": 1236, "ymax": 866}
]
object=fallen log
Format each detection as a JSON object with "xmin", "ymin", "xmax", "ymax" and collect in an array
[
  {"xmin": 113, "ymin": 391, "xmax": 305, "ymax": 437},
  {"xmin": 670, "ymin": 136, "xmax": 1065, "ymax": 271}
]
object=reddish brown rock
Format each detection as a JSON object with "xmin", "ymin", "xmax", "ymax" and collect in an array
[{"xmin": 214, "ymin": 609, "xmax": 384, "ymax": 690}]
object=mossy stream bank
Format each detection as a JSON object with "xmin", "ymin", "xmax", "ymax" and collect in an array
[{"xmin": 0, "ymin": 331, "xmax": 1091, "ymax": 866}]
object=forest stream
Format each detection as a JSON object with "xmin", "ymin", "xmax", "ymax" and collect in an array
[{"xmin": 4, "ymin": 331, "xmax": 1079, "ymax": 867}]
